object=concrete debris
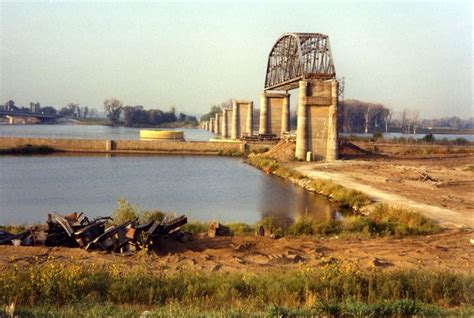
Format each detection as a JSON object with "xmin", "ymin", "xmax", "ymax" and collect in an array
[{"xmin": 0, "ymin": 212, "xmax": 189, "ymax": 255}]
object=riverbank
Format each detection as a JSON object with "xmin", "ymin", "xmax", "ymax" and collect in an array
[
  {"xmin": 288, "ymin": 153, "xmax": 474, "ymax": 228},
  {"xmin": 248, "ymin": 140, "xmax": 474, "ymax": 228},
  {"xmin": 1, "ymin": 227, "xmax": 473, "ymax": 316}
]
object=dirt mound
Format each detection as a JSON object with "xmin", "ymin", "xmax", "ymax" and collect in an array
[{"xmin": 258, "ymin": 140, "xmax": 295, "ymax": 162}]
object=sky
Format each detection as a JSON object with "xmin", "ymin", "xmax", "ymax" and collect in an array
[{"xmin": 0, "ymin": 0, "xmax": 472, "ymax": 118}]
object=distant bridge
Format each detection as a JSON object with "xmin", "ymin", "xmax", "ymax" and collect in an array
[{"xmin": 0, "ymin": 110, "xmax": 59, "ymax": 124}]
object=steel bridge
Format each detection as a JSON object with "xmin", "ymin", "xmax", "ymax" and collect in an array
[{"xmin": 264, "ymin": 32, "xmax": 336, "ymax": 91}]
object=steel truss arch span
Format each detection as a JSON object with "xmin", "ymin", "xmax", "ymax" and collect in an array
[{"xmin": 264, "ymin": 32, "xmax": 336, "ymax": 91}]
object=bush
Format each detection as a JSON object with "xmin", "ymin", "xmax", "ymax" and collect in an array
[
  {"xmin": 288, "ymin": 216, "xmax": 315, "ymax": 236},
  {"xmin": 313, "ymin": 220, "xmax": 343, "ymax": 235},
  {"xmin": 181, "ymin": 221, "xmax": 207, "ymax": 235},
  {"xmin": 112, "ymin": 198, "xmax": 167, "ymax": 225},
  {"xmin": 0, "ymin": 144, "xmax": 55, "ymax": 155},
  {"xmin": 227, "ymin": 223, "xmax": 254, "ymax": 236},
  {"xmin": 112, "ymin": 198, "xmax": 140, "ymax": 225},
  {"xmin": 141, "ymin": 210, "xmax": 165, "ymax": 223},
  {"xmin": 421, "ymin": 133, "xmax": 436, "ymax": 143},
  {"xmin": 454, "ymin": 137, "xmax": 469, "ymax": 145},
  {"xmin": 257, "ymin": 216, "xmax": 287, "ymax": 238},
  {"xmin": 368, "ymin": 204, "xmax": 441, "ymax": 236},
  {"xmin": 372, "ymin": 132, "xmax": 383, "ymax": 140}
]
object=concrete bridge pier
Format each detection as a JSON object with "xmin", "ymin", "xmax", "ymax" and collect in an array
[
  {"xmin": 221, "ymin": 108, "xmax": 231, "ymax": 138},
  {"xmin": 6, "ymin": 115, "xmax": 27, "ymax": 125},
  {"xmin": 209, "ymin": 118, "xmax": 215, "ymax": 133},
  {"xmin": 231, "ymin": 100, "xmax": 253, "ymax": 140},
  {"xmin": 214, "ymin": 113, "xmax": 222, "ymax": 135},
  {"xmin": 259, "ymin": 92, "xmax": 290, "ymax": 137},
  {"xmin": 295, "ymin": 79, "xmax": 338, "ymax": 161}
]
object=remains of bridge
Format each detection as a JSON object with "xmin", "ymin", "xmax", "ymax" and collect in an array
[
  {"xmin": 202, "ymin": 32, "xmax": 339, "ymax": 161},
  {"xmin": 0, "ymin": 110, "xmax": 58, "ymax": 124}
]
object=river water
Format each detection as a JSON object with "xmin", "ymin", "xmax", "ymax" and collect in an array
[
  {"xmin": 0, "ymin": 124, "xmax": 213, "ymax": 141},
  {"xmin": 0, "ymin": 154, "xmax": 342, "ymax": 225},
  {"xmin": 2, "ymin": 125, "xmax": 470, "ymax": 226},
  {"xmin": 1, "ymin": 124, "xmax": 472, "ymax": 141}
]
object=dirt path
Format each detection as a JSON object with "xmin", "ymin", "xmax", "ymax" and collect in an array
[
  {"xmin": 1, "ymin": 228, "xmax": 473, "ymax": 274},
  {"xmin": 287, "ymin": 154, "xmax": 474, "ymax": 228}
]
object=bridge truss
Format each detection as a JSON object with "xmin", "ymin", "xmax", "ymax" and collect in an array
[{"xmin": 264, "ymin": 32, "xmax": 336, "ymax": 91}]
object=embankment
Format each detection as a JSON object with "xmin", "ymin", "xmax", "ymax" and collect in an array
[{"xmin": 0, "ymin": 137, "xmax": 262, "ymax": 155}]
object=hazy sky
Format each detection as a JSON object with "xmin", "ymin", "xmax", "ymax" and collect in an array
[{"xmin": 1, "ymin": 0, "xmax": 472, "ymax": 118}]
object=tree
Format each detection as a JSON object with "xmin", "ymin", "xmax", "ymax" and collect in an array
[
  {"xmin": 103, "ymin": 98, "xmax": 123, "ymax": 125},
  {"xmin": 200, "ymin": 105, "xmax": 222, "ymax": 122},
  {"xmin": 408, "ymin": 110, "xmax": 420, "ymax": 134},
  {"xmin": 83, "ymin": 106, "xmax": 89, "ymax": 118},
  {"xmin": 4, "ymin": 100, "xmax": 16, "ymax": 111},
  {"xmin": 363, "ymin": 105, "xmax": 370, "ymax": 133},
  {"xmin": 67, "ymin": 103, "xmax": 79, "ymax": 117},
  {"xmin": 89, "ymin": 108, "xmax": 98, "ymax": 117},
  {"xmin": 400, "ymin": 110, "xmax": 408, "ymax": 134},
  {"xmin": 41, "ymin": 106, "xmax": 57, "ymax": 116},
  {"xmin": 59, "ymin": 106, "xmax": 74, "ymax": 117},
  {"xmin": 382, "ymin": 108, "xmax": 393, "ymax": 132},
  {"xmin": 5, "ymin": 99, "xmax": 16, "ymax": 110}
]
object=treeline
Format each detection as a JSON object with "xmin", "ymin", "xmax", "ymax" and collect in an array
[
  {"xmin": 339, "ymin": 100, "xmax": 391, "ymax": 133},
  {"xmin": 122, "ymin": 105, "xmax": 197, "ymax": 127},
  {"xmin": 200, "ymin": 100, "xmax": 231, "ymax": 121},
  {"xmin": 420, "ymin": 117, "xmax": 474, "ymax": 130},
  {"xmin": 2, "ymin": 99, "xmax": 97, "ymax": 118},
  {"xmin": 339, "ymin": 99, "xmax": 473, "ymax": 134}
]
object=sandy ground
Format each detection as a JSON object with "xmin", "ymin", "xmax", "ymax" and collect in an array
[
  {"xmin": 1, "ymin": 228, "xmax": 473, "ymax": 274},
  {"xmin": 288, "ymin": 153, "xmax": 474, "ymax": 228}
]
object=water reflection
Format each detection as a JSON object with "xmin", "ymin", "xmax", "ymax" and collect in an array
[{"xmin": 258, "ymin": 173, "xmax": 343, "ymax": 223}]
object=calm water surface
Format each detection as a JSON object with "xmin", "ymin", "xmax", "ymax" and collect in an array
[
  {"xmin": 0, "ymin": 154, "xmax": 341, "ymax": 225},
  {"xmin": 0, "ymin": 124, "xmax": 472, "ymax": 141},
  {"xmin": 0, "ymin": 124, "xmax": 214, "ymax": 141}
]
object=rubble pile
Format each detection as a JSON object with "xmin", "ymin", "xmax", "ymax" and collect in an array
[{"xmin": 0, "ymin": 212, "xmax": 189, "ymax": 254}]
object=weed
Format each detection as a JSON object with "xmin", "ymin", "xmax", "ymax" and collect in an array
[{"xmin": 1, "ymin": 263, "xmax": 472, "ymax": 314}]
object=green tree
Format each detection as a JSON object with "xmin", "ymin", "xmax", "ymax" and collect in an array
[
  {"xmin": 103, "ymin": 98, "xmax": 123, "ymax": 125},
  {"xmin": 200, "ymin": 105, "xmax": 222, "ymax": 121}
]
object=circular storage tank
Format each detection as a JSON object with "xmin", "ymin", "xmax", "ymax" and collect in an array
[{"xmin": 139, "ymin": 130, "xmax": 185, "ymax": 141}]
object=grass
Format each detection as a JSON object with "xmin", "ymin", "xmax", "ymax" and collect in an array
[
  {"xmin": 246, "ymin": 156, "xmax": 371, "ymax": 210},
  {"xmin": 217, "ymin": 148, "xmax": 243, "ymax": 157},
  {"xmin": 464, "ymin": 164, "xmax": 474, "ymax": 172},
  {"xmin": 286, "ymin": 204, "xmax": 441, "ymax": 237},
  {"xmin": 307, "ymin": 179, "xmax": 371, "ymax": 209},
  {"xmin": 7, "ymin": 302, "xmax": 474, "ymax": 317},
  {"xmin": 176, "ymin": 204, "xmax": 440, "ymax": 239},
  {"xmin": 0, "ymin": 224, "xmax": 29, "ymax": 234},
  {"xmin": 1, "ymin": 261, "xmax": 472, "ymax": 316},
  {"xmin": 0, "ymin": 144, "xmax": 55, "ymax": 155}
]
